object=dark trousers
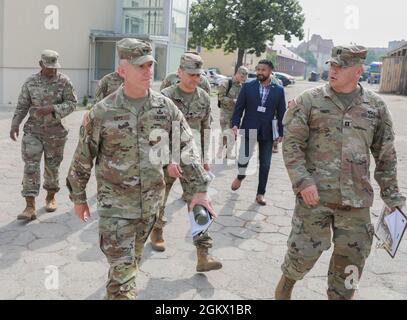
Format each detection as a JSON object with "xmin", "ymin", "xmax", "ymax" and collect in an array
[{"xmin": 237, "ymin": 135, "xmax": 273, "ymax": 195}]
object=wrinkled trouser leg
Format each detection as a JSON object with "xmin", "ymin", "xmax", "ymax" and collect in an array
[
  {"xmin": 237, "ymin": 135, "xmax": 257, "ymax": 180},
  {"xmin": 99, "ymin": 215, "xmax": 156, "ymax": 300},
  {"xmin": 282, "ymin": 199, "xmax": 374, "ymax": 300},
  {"xmin": 281, "ymin": 198, "xmax": 332, "ymax": 280},
  {"xmin": 154, "ymin": 172, "xmax": 176, "ymax": 230},
  {"xmin": 327, "ymin": 208, "xmax": 373, "ymax": 300},
  {"xmin": 21, "ymin": 134, "xmax": 44, "ymax": 198},
  {"xmin": 42, "ymin": 136, "xmax": 67, "ymax": 193}
]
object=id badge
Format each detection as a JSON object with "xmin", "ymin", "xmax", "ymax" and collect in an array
[{"xmin": 257, "ymin": 106, "xmax": 266, "ymax": 113}]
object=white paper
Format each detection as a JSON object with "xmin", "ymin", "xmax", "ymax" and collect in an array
[
  {"xmin": 376, "ymin": 206, "xmax": 407, "ymax": 258},
  {"xmin": 188, "ymin": 211, "xmax": 214, "ymax": 238},
  {"xmin": 384, "ymin": 209, "xmax": 407, "ymax": 257},
  {"xmin": 272, "ymin": 117, "xmax": 279, "ymax": 140},
  {"xmin": 207, "ymin": 171, "xmax": 216, "ymax": 181}
]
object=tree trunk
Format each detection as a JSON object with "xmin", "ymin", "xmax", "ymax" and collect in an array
[{"xmin": 235, "ymin": 48, "xmax": 245, "ymax": 73}]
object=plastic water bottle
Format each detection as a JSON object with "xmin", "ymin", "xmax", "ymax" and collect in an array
[{"xmin": 193, "ymin": 205, "xmax": 210, "ymax": 226}]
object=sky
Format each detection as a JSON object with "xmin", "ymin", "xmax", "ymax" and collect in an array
[{"xmin": 275, "ymin": 0, "xmax": 407, "ymax": 48}]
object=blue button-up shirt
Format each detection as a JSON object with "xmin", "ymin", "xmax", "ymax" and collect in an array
[{"xmin": 259, "ymin": 80, "xmax": 272, "ymax": 107}]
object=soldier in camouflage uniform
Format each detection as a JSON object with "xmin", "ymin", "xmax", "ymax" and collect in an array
[
  {"xmin": 10, "ymin": 50, "xmax": 77, "ymax": 221},
  {"xmin": 94, "ymin": 71, "xmax": 123, "ymax": 103},
  {"xmin": 66, "ymin": 39, "xmax": 216, "ymax": 300},
  {"xmin": 276, "ymin": 45, "xmax": 406, "ymax": 300},
  {"xmin": 150, "ymin": 52, "xmax": 222, "ymax": 272},
  {"xmin": 160, "ymin": 52, "xmax": 211, "ymax": 95},
  {"xmin": 217, "ymin": 66, "xmax": 248, "ymax": 159}
]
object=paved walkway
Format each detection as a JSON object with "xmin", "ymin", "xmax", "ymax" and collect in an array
[{"xmin": 0, "ymin": 81, "xmax": 406, "ymax": 300}]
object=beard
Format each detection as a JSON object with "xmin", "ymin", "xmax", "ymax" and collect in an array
[{"xmin": 257, "ymin": 74, "xmax": 269, "ymax": 82}]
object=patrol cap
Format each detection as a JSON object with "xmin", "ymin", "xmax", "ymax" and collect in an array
[
  {"xmin": 326, "ymin": 45, "xmax": 368, "ymax": 67},
  {"xmin": 41, "ymin": 50, "xmax": 61, "ymax": 69},
  {"xmin": 237, "ymin": 66, "xmax": 249, "ymax": 76},
  {"xmin": 117, "ymin": 38, "xmax": 156, "ymax": 65},
  {"xmin": 180, "ymin": 53, "xmax": 204, "ymax": 74}
]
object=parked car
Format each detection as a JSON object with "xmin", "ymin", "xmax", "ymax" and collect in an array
[
  {"xmin": 203, "ymin": 69, "xmax": 228, "ymax": 86},
  {"xmin": 274, "ymin": 72, "xmax": 295, "ymax": 86}
]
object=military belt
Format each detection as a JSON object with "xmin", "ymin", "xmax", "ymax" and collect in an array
[{"xmin": 324, "ymin": 203, "xmax": 353, "ymax": 211}]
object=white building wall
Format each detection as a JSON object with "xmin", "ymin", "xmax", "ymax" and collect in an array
[{"xmin": 0, "ymin": 0, "xmax": 116, "ymax": 106}]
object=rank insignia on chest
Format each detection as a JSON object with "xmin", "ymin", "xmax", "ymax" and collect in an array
[
  {"xmin": 344, "ymin": 120, "xmax": 353, "ymax": 128},
  {"xmin": 114, "ymin": 116, "xmax": 130, "ymax": 121}
]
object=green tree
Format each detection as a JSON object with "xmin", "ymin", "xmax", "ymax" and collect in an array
[
  {"xmin": 266, "ymin": 51, "xmax": 278, "ymax": 69},
  {"xmin": 189, "ymin": 0, "xmax": 305, "ymax": 72},
  {"xmin": 365, "ymin": 50, "xmax": 379, "ymax": 65},
  {"xmin": 300, "ymin": 50, "xmax": 317, "ymax": 68}
]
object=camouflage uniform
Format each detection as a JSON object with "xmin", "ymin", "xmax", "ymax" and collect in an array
[
  {"xmin": 217, "ymin": 66, "xmax": 248, "ymax": 156},
  {"xmin": 281, "ymin": 45, "xmax": 406, "ymax": 300},
  {"xmin": 156, "ymin": 84, "xmax": 212, "ymax": 249},
  {"xmin": 11, "ymin": 51, "xmax": 77, "ymax": 198},
  {"xmin": 94, "ymin": 72, "xmax": 123, "ymax": 103},
  {"xmin": 67, "ymin": 39, "xmax": 210, "ymax": 300},
  {"xmin": 160, "ymin": 71, "xmax": 212, "ymax": 94}
]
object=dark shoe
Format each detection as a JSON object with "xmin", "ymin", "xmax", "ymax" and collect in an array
[
  {"xmin": 231, "ymin": 178, "xmax": 242, "ymax": 191},
  {"xmin": 256, "ymin": 195, "xmax": 267, "ymax": 206},
  {"xmin": 275, "ymin": 275, "xmax": 296, "ymax": 300},
  {"xmin": 196, "ymin": 248, "xmax": 222, "ymax": 272}
]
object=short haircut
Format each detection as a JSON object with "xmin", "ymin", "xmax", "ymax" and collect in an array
[{"xmin": 258, "ymin": 59, "xmax": 274, "ymax": 69}]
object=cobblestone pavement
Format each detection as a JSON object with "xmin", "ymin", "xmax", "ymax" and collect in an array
[{"xmin": 0, "ymin": 81, "xmax": 406, "ymax": 300}]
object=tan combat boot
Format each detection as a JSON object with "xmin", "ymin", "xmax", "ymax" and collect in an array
[
  {"xmin": 17, "ymin": 197, "xmax": 37, "ymax": 221},
  {"xmin": 150, "ymin": 227, "xmax": 166, "ymax": 252},
  {"xmin": 275, "ymin": 275, "xmax": 297, "ymax": 300},
  {"xmin": 45, "ymin": 192, "xmax": 57, "ymax": 212},
  {"xmin": 196, "ymin": 248, "xmax": 223, "ymax": 272}
]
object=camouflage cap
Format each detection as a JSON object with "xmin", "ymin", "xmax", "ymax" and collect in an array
[
  {"xmin": 117, "ymin": 38, "xmax": 156, "ymax": 65},
  {"xmin": 237, "ymin": 66, "xmax": 249, "ymax": 76},
  {"xmin": 326, "ymin": 45, "xmax": 368, "ymax": 67},
  {"xmin": 180, "ymin": 53, "xmax": 204, "ymax": 74},
  {"xmin": 41, "ymin": 50, "xmax": 61, "ymax": 69}
]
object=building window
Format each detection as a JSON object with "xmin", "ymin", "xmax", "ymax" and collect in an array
[
  {"xmin": 123, "ymin": 0, "xmax": 164, "ymax": 35},
  {"xmin": 95, "ymin": 41, "xmax": 116, "ymax": 80},
  {"xmin": 171, "ymin": 2, "xmax": 188, "ymax": 45}
]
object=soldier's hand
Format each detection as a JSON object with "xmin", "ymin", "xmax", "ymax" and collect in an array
[
  {"xmin": 82, "ymin": 111, "xmax": 91, "ymax": 127},
  {"xmin": 203, "ymin": 164, "xmax": 210, "ymax": 172},
  {"xmin": 35, "ymin": 105, "xmax": 55, "ymax": 116},
  {"xmin": 288, "ymin": 99, "xmax": 297, "ymax": 109},
  {"xmin": 300, "ymin": 185, "xmax": 320, "ymax": 206},
  {"xmin": 167, "ymin": 163, "xmax": 183, "ymax": 179},
  {"xmin": 190, "ymin": 192, "xmax": 218, "ymax": 219},
  {"xmin": 10, "ymin": 127, "xmax": 19, "ymax": 142},
  {"xmin": 74, "ymin": 203, "xmax": 91, "ymax": 222}
]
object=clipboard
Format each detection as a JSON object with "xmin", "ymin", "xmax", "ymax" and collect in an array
[{"xmin": 375, "ymin": 205, "xmax": 407, "ymax": 258}]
